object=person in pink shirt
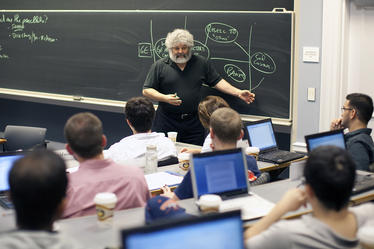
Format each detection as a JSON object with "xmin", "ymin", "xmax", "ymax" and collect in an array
[{"xmin": 62, "ymin": 112, "xmax": 150, "ymax": 218}]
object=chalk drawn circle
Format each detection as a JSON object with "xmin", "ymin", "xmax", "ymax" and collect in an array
[
  {"xmin": 205, "ymin": 23, "xmax": 238, "ymax": 43},
  {"xmin": 224, "ymin": 64, "xmax": 246, "ymax": 83},
  {"xmin": 191, "ymin": 40, "xmax": 210, "ymax": 58},
  {"xmin": 153, "ymin": 38, "xmax": 168, "ymax": 58},
  {"xmin": 250, "ymin": 52, "xmax": 276, "ymax": 74}
]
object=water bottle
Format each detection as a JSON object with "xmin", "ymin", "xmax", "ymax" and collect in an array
[{"xmin": 145, "ymin": 144, "xmax": 157, "ymax": 174}]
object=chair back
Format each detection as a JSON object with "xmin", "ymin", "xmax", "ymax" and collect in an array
[{"xmin": 3, "ymin": 125, "xmax": 47, "ymax": 151}]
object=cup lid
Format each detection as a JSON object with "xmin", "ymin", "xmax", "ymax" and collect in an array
[
  {"xmin": 196, "ymin": 194, "xmax": 222, "ymax": 207},
  {"xmin": 358, "ymin": 226, "xmax": 374, "ymax": 244},
  {"xmin": 94, "ymin": 192, "xmax": 117, "ymax": 204},
  {"xmin": 246, "ymin": 147, "xmax": 259, "ymax": 154},
  {"xmin": 178, "ymin": 152, "xmax": 190, "ymax": 160}
]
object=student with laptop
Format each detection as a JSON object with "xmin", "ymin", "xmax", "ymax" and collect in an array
[
  {"xmin": 105, "ymin": 96, "xmax": 177, "ymax": 167},
  {"xmin": 0, "ymin": 150, "xmax": 83, "ymax": 248},
  {"xmin": 245, "ymin": 145, "xmax": 374, "ymax": 249},
  {"xmin": 162, "ymin": 107, "xmax": 261, "ymax": 200},
  {"xmin": 63, "ymin": 112, "xmax": 150, "ymax": 218},
  {"xmin": 244, "ymin": 118, "xmax": 304, "ymax": 164},
  {"xmin": 330, "ymin": 93, "xmax": 374, "ymax": 171}
]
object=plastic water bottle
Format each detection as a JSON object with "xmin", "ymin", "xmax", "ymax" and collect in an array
[{"xmin": 145, "ymin": 144, "xmax": 157, "ymax": 174}]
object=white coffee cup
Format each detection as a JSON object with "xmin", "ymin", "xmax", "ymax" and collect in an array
[
  {"xmin": 246, "ymin": 147, "xmax": 260, "ymax": 160},
  {"xmin": 167, "ymin": 131, "xmax": 178, "ymax": 143},
  {"xmin": 196, "ymin": 194, "xmax": 222, "ymax": 213},
  {"xmin": 178, "ymin": 152, "xmax": 190, "ymax": 174},
  {"xmin": 358, "ymin": 225, "xmax": 374, "ymax": 249},
  {"xmin": 94, "ymin": 192, "xmax": 117, "ymax": 226}
]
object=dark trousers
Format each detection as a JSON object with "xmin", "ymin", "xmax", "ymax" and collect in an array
[{"xmin": 152, "ymin": 108, "xmax": 205, "ymax": 146}]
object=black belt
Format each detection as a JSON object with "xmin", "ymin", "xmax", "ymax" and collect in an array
[{"xmin": 162, "ymin": 110, "xmax": 197, "ymax": 120}]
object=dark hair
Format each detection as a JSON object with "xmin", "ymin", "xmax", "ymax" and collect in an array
[
  {"xmin": 304, "ymin": 145, "xmax": 356, "ymax": 211},
  {"xmin": 210, "ymin": 107, "xmax": 242, "ymax": 144},
  {"xmin": 125, "ymin": 97, "xmax": 155, "ymax": 133},
  {"xmin": 64, "ymin": 112, "xmax": 103, "ymax": 158},
  {"xmin": 198, "ymin": 96, "xmax": 229, "ymax": 129},
  {"xmin": 346, "ymin": 93, "xmax": 373, "ymax": 124},
  {"xmin": 9, "ymin": 150, "xmax": 67, "ymax": 230}
]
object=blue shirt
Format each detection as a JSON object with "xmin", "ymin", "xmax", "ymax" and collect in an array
[{"xmin": 174, "ymin": 155, "xmax": 261, "ymax": 200}]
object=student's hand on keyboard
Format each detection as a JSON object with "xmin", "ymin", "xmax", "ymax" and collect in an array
[
  {"xmin": 277, "ymin": 188, "xmax": 307, "ymax": 213},
  {"xmin": 161, "ymin": 185, "xmax": 177, "ymax": 200}
]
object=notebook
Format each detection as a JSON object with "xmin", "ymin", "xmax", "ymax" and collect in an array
[
  {"xmin": 0, "ymin": 151, "xmax": 26, "ymax": 209},
  {"xmin": 190, "ymin": 148, "xmax": 274, "ymax": 220},
  {"xmin": 122, "ymin": 210, "xmax": 244, "ymax": 249},
  {"xmin": 304, "ymin": 129, "xmax": 346, "ymax": 152},
  {"xmin": 245, "ymin": 119, "xmax": 304, "ymax": 164}
]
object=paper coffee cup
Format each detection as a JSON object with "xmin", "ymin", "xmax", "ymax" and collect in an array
[
  {"xmin": 246, "ymin": 147, "xmax": 259, "ymax": 160},
  {"xmin": 167, "ymin": 132, "xmax": 178, "ymax": 143},
  {"xmin": 196, "ymin": 194, "xmax": 222, "ymax": 213},
  {"xmin": 358, "ymin": 226, "xmax": 374, "ymax": 249},
  {"xmin": 94, "ymin": 192, "xmax": 117, "ymax": 225},
  {"xmin": 178, "ymin": 152, "xmax": 190, "ymax": 174}
]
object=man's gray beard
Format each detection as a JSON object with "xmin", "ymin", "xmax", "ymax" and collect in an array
[{"xmin": 169, "ymin": 50, "xmax": 192, "ymax": 64}]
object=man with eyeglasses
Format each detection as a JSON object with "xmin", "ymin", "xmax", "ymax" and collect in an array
[
  {"xmin": 143, "ymin": 29, "xmax": 255, "ymax": 145},
  {"xmin": 330, "ymin": 93, "xmax": 374, "ymax": 171}
]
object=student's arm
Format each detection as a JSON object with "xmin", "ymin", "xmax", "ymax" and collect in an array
[
  {"xmin": 161, "ymin": 185, "xmax": 179, "ymax": 201},
  {"xmin": 214, "ymin": 79, "xmax": 255, "ymax": 104},
  {"xmin": 244, "ymin": 188, "xmax": 307, "ymax": 239}
]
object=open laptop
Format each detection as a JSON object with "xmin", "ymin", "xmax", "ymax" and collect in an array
[
  {"xmin": 245, "ymin": 119, "xmax": 304, "ymax": 164},
  {"xmin": 190, "ymin": 148, "xmax": 274, "ymax": 220},
  {"xmin": 0, "ymin": 151, "xmax": 26, "ymax": 209},
  {"xmin": 122, "ymin": 210, "xmax": 244, "ymax": 249},
  {"xmin": 304, "ymin": 130, "xmax": 374, "ymax": 195},
  {"xmin": 304, "ymin": 129, "xmax": 346, "ymax": 152}
]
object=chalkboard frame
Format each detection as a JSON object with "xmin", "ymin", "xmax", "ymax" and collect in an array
[{"xmin": 0, "ymin": 10, "xmax": 295, "ymax": 123}]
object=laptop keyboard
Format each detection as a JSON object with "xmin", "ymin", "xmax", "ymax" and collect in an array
[
  {"xmin": 259, "ymin": 150, "xmax": 304, "ymax": 164},
  {"xmin": 352, "ymin": 174, "xmax": 374, "ymax": 195},
  {"xmin": 0, "ymin": 194, "xmax": 13, "ymax": 209}
]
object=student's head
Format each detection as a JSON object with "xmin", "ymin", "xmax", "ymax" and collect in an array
[
  {"xmin": 64, "ymin": 112, "xmax": 104, "ymax": 159},
  {"xmin": 304, "ymin": 145, "xmax": 356, "ymax": 211},
  {"xmin": 342, "ymin": 93, "xmax": 373, "ymax": 127},
  {"xmin": 165, "ymin": 29, "xmax": 194, "ymax": 64},
  {"xmin": 9, "ymin": 150, "xmax": 68, "ymax": 230},
  {"xmin": 198, "ymin": 96, "xmax": 230, "ymax": 129},
  {"xmin": 125, "ymin": 96, "xmax": 155, "ymax": 133},
  {"xmin": 210, "ymin": 107, "xmax": 243, "ymax": 145}
]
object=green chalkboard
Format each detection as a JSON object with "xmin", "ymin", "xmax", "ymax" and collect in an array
[{"xmin": 0, "ymin": 11, "xmax": 293, "ymax": 119}]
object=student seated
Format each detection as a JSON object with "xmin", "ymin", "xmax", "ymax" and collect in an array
[
  {"xmin": 162, "ymin": 107, "xmax": 261, "ymax": 200},
  {"xmin": 245, "ymin": 145, "xmax": 374, "ymax": 249},
  {"xmin": 63, "ymin": 112, "xmax": 150, "ymax": 218},
  {"xmin": 330, "ymin": 93, "xmax": 374, "ymax": 171},
  {"xmin": 104, "ymin": 96, "xmax": 177, "ymax": 168},
  {"xmin": 0, "ymin": 150, "xmax": 83, "ymax": 248}
]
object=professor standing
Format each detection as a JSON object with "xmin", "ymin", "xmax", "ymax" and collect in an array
[{"xmin": 143, "ymin": 29, "xmax": 255, "ymax": 145}]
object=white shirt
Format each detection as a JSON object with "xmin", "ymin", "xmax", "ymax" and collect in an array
[
  {"xmin": 104, "ymin": 132, "xmax": 177, "ymax": 168},
  {"xmin": 201, "ymin": 133, "xmax": 247, "ymax": 153}
]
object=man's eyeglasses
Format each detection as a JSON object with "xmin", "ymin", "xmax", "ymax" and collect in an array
[{"xmin": 341, "ymin": 107, "xmax": 353, "ymax": 112}]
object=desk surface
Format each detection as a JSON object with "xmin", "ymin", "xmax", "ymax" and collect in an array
[{"xmin": 2, "ymin": 174, "xmax": 374, "ymax": 248}]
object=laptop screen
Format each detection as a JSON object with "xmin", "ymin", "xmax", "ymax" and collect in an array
[
  {"xmin": 122, "ymin": 211, "xmax": 244, "ymax": 249},
  {"xmin": 305, "ymin": 130, "xmax": 346, "ymax": 152},
  {"xmin": 0, "ymin": 152, "xmax": 25, "ymax": 192},
  {"xmin": 191, "ymin": 148, "xmax": 249, "ymax": 198},
  {"xmin": 246, "ymin": 119, "xmax": 277, "ymax": 151}
]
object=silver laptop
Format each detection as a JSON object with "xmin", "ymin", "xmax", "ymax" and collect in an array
[
  {"xmin": 245, "ymin": 118, "xmax": 304, "ymax": 164},
  {"xmin": 0, "ymin": 151, "xmax": 26, "ymax": 209},
  {"xmin": 190, "ymin": 148, "xmax": 274, "ymax": 220}
]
